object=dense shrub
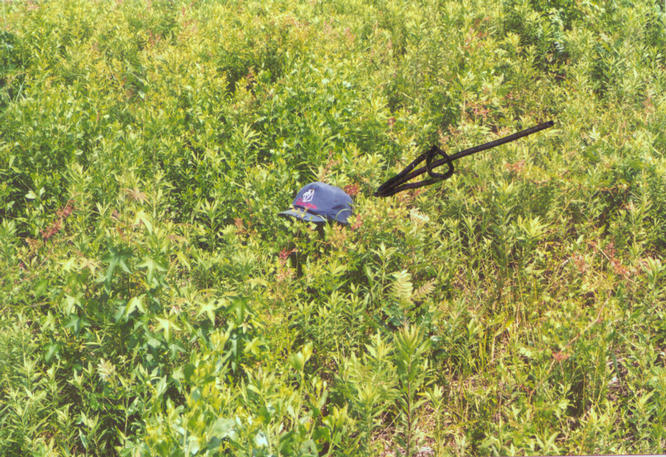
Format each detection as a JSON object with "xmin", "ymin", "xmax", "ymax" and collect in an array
[{"xmin": 0, "ymin": 0, "xmax": 664, "ymax": 455}]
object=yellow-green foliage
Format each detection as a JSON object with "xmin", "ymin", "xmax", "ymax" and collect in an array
[{"xmin": 1, "ymin": 0, "xmax": 665, "ymax": 456}]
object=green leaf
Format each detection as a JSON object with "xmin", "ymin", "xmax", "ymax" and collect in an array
[
  {"xmin": 100, "ymin": 246, "xmax": 132, "ymax": 287},
  {"xmin": 124, "ymin": 295, "xmax": 146, "ymax": 318},
  {"xmin": 209, "ymin": 418, "xmax": 236, "ymax": 440},
  {"xmin": 134, "ymin": 210, "xmax": 153, "ymax": 233},
  {"xmin": 196, "ymin": 299, "xmax": 221, "ymax": 324},
  {"xmin": 44, "ymin": 343, "xmax": 60, "ymax": 363},
  {"xmin": 137, "ymin": 256, "xmax": 166, "ymax": 288},
  {"xmin": 155, "ymin": 317, "xmax": 180, "ymax": 341}
]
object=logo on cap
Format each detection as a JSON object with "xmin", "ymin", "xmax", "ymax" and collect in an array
[{"xmin": 302, "ymin": 189, "xmax": 315, "ymax": 202}]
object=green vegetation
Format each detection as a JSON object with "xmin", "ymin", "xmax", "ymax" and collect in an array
[{"xmin": 1, "ymin": 0, "xmax": 665, "ymax": 455}]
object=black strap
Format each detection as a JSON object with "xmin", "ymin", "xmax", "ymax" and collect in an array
[{"xmin": 374, "ymin": 121, "xmax": 554, "ymax": 197}]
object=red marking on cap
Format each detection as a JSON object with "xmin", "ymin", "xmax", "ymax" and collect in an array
[{"xmin": 295, "ymin": 200, "xmax": 318, "ymax": 210}]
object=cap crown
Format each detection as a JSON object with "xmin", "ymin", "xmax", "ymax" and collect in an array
[{"xmin": 292, "ymin": 182, "xmax": 353, "ymax": 224}]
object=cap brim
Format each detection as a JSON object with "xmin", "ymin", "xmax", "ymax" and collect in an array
[
  {"xmin": 278, "ymin": 209, "xmax": 328, "ymax": 224},
  {"xmin": 333, "ymin": 209, "xmax": 351, "ymax": 225}
]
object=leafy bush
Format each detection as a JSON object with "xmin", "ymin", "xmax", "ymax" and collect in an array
[{"xmin": 0, "ymin": 0, "xmax": 664, "ymax": 455}]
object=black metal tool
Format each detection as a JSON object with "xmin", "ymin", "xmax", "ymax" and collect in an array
[{"xmin": 374, "ymin": 121, "xmax": 554, "ymax": 197}]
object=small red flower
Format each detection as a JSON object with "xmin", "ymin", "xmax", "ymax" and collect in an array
[
  {"xmin": 553, "ymin": 351, "xmax": 569, "ymax": 362},
  {"xmin": 279, "ymin": 248, "xmax": 296, "ymax": 262},
  {"xmin": 343, "ymin": 183, "xmax": 359, "ymax": 197}
]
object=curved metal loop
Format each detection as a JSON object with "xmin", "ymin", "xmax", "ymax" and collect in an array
[{"xmin": 425, "ymin": 146, "xmax": 454, "ymax": 180}]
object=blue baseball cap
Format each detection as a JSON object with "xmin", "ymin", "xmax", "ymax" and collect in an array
[{"xmin": 279, "ymin": 182, "xmax": 353, "ymax": 225}]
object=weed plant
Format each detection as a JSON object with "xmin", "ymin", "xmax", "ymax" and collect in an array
[{"xmin": 0, "ymin": 0, "xmax": 665, "ymax": 455}]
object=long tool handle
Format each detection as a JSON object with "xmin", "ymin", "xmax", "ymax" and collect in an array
[{"xmin": 448, "ymin": 120, "xmax": 554, "ymax": 162}]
